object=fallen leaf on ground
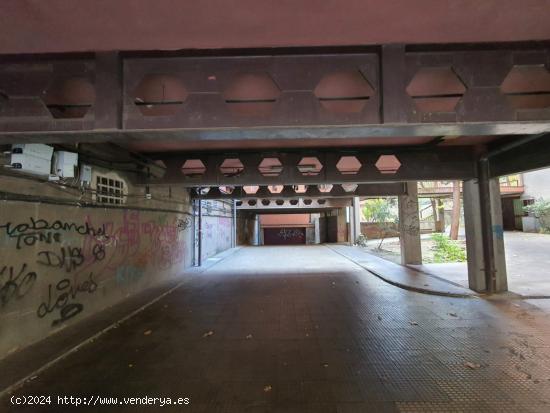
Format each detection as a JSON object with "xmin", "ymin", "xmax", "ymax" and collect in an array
[
  {"xmin": 263, "ymin": 385, "xmax": 272, "ymax": 392},
  {"xmin": 464, "ymin": 362, "xmax": 481, "ymax": 369},
  {"xmin": 203, "ymin": 331, "xmax": 214, "ymax": 338},
  {"xmin": 143, "ymin": 330, "xmax": 152, "ymax": 336},
  {"xmin": 409, "ymin": 321, "xmax": 419, "ymax": 326},
  {"xmin": 449, "ymin": 313, "xmax": 458, "ymax": 317}
]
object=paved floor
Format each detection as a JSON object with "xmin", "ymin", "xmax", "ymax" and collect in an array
[
  {"xmin": 3, "ymin": 245, "xmax": 550, "ymax": 412},
  {"xmin": 414, "ymin": 232, "xmax": 550, "ymax": 297}
]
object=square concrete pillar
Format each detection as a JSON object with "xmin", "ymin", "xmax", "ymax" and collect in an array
[
  {"xmin": 337, "ymin": 207, "xmax": 348, "ymax": 243},
  {"xmin": 463, "ymin": 178, "xmax": 508, "ymax": 293},
  {"xmin": 398, "ymin": 182, "xmax": 422, "ymax": 265},
  {"xmin": 463, "ymin": 179, "xmax": 486, "ymax": 292},
  {"xmin": 351, "ymin": 197, "xmax": 362, "ymax": 244}
]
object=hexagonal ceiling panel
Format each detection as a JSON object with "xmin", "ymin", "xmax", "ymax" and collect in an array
[
  {"xmin": 181, "ymin": 159, "xmax": 206, "ymax": 177},
  {"xmin": 134, "ymin": 74, "xmax": 188, "ymax": 116},
  {"xmin": 195, "ymin": 187, "xmax": 210, "ymax": 195},
  {"xmin": 223, "ymin": 73, "xmax": 281, "ymax": 116},
  {"xmin": 314, "ymin": 70, "xmax": 374, "ymax": 113},
  {"xmin": 42, "ymin": 77, "xmax": 95, "ymax": 118},
  {"xmin": 297, "ymin": 157, "xmax": 323, "ymax": 176},
  {"xmin": 406, "ymin": 67, "xmax": 466, "ymax": 113},
  {"xmin": 258, "ymin": 157, "xmax": 283, "ymax": 177},
  {"xmin": 219, "ymin": 186, "xmax": 235, "ymax": 195},
  {"xmin": 341, "ymin": 183, "xmax": 358, "ymax": 193},
  {"xmin": 293, "ymin": 185, "xmax": 308, "ymax": 194},
  {"xmin": 500, "ymin": 65, "xmax": 550, "ymax": 110},
  {"xmin": 318, "ymin": 184, "xmax": 333, "ymax": 193},
  {"xmin": 268, "ymin": 185, "xmax": 284, "ymax": 194},
  {"xmin": 219, "ymin": 158, "xmax": 244, "ymax": 177},
  {"xmin": 243, "ymin": 185, "xmax": 259, "ymax": 194},
  {"xmin": 336, "ymin": 156, "xmax": 362, "ymax": 175},
  {"xmin": 375, "ymin": 155, "xmax": 401, "ymax": 174}
]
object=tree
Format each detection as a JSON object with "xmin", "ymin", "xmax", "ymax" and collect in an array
[{"xmin": 362, "ymin": 198, "xmax": 398, "ymax": 249}]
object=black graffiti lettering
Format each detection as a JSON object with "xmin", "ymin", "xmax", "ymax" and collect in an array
[
  {"xmin": 1, "ymin": 219, "xmax": 106, "ymax": 243},
  {"xmin": 36, "ymin": 273, "xmax": 97, "ymax": 326},
  {"xmin": 176, "ymin": 217, "xmax": 191, "ymax": 232},
  {"xmin": 52, "ymin": 303, "xmax": 83, "ymax": 326},
  {"xmin": 92, "ymin": 243, "xmax": 106, "ymax": 262},
  {"xmin": 12, "ymin": 231, "xmax": 62, "ymax": 250},
  {"xmin": 37, "ymin": 247, "xmax": 85, "ymax": 272},
  {"xmin": 0, "ymin": 264, "xmax": 37, "ymax": 307}
]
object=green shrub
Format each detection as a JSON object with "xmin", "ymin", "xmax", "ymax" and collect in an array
[
  {"xmin": 430, "ymin": 233, "xmax": 467, "ymax": 263},
  {"xmin": 523, "ymin": 198, "xmax": 550, "ymax": 232},
  {"xmin": 355, "ymin": 234, "xmax": 369, "ymax": 247}
]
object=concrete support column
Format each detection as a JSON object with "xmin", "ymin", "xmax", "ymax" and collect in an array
[
  {"xmin": 337, "ymin": 207, "xmax": 348, "ymax": 243},
  {"xmin": 351, "ymin": 197, "xmax": 361, "ymax": 244},
  {"xmin": 463, "ymin": 175, "xmax": 508, "ymax": 293},
  {"xmin": 232, "ymin": 200, "xmax": 237, "ymax": 248},
  {"xmin": 398, "ymin": 182, "xmax": 422, "ymax": 265},
  {"xmin": 252, "ymin": 215, "xmax": 260, "ymax": 246}
]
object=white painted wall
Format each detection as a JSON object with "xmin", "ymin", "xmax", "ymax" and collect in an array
[{"xmin": 522, "ymin": 169, "xmax": 550, "ymax": 200}]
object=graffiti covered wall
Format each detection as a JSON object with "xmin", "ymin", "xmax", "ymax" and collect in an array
[
  {"xmin": 0, "ymin": 167, "xmax": 242, "ymax": 359},
  {"xmin": 199, "ymin": 200, "xmax": 234, "ymax": 262},
  {"xmin": 0, "ymin": 201, "xmax": 193, "ymax": 357}
]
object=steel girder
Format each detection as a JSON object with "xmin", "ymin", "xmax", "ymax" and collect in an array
[
  {"xmin": 148, "ymin": 147, "xmax": 476, "ymax": 186},
  {"xmin": 0, "ymin": 45, "xmax": 549, "ymax": 142},
  {"xmin": 191, "ymin": 183, "xmax": 407, "ymax": 200}
]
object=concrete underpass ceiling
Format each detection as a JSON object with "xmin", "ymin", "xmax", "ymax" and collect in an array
[{"xmin": 1, "ymin": 1, "xmax": 549, "ymax": 54}]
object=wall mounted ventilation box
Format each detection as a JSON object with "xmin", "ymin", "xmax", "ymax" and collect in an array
[
  {"xmin": 53, "ymin": 150, "xmax": 78, "ymax": 178},
  {"xmin": 10, "ymin": 153, "xmax": 52, "ymax": 175},
  {"xmin": 80, "ymin": 164, "xmax": 92, "ymax": 185},
  {"xmin": 10, "ymin": 144, "xmax": 54, "ymax": 176},
  {"xmin": 11, "ymin": 143, "xmax": 53, "ymax": 160}
]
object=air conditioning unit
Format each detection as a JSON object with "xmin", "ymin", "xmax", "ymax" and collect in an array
[
  {"xmin": 10, "ymin": 144, "xmax": 54, "ymax": 176},
  {"xmin": 52, "ymin": 151, "xmax": 78, "ymax": 178},
  {"xmin": 11, "ymin": 143, "xmax": 53, "ymax": 160}
]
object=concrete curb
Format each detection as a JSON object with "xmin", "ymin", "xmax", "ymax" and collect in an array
[{"xmin": 325, "ymin": 245, "xmax": 480, "ymax": 299}]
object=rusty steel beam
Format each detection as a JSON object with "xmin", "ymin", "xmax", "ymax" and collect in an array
[
  {"xmin": 1, "ymin": 123, "xmax": 550, "ymax": 146},
  {"xmin": 236, "ymin": 197, "xmax": 352, "ymax": 211},
  {"xmin": 0, "ymin": 45, "xmax": 549, "ymax": 144},
  {"xmin": 487, "ymin": 133, "xmax": 550, "ymax": 177},
  {"xmin": 191, "ymin": 183, "xmax": 407, "ymax": 200},
  {"xmin": 146, "ymin": 147, "xmax": 477, "ymax": 186}
]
